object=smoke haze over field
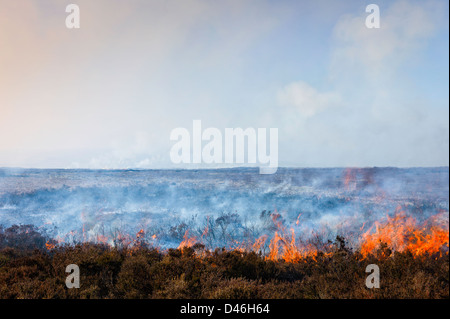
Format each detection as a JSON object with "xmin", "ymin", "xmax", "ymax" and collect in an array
[{"xmin": 0, "ymin": 167, "xmax": 448, "ymax": 249}]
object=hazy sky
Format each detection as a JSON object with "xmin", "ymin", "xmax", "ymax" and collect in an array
[{"xmin": 0, "ymin": 0, "xmax": 448, "ymax": 168}]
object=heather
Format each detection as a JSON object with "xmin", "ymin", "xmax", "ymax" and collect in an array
[{"xmin": 0, "ymin": 225, "xmax": 448, "ymax": 299}]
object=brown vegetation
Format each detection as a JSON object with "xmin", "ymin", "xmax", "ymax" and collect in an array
[{"xmin": 0, "ymin": 225, "xmax": 448, "ymax": 299}]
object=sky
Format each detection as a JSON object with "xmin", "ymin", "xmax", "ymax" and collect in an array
[{"xmin": 0, "ymin": 0, "xmax": 448, "ymax": 169}]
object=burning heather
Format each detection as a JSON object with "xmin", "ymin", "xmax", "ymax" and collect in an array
[
  {"xmin": 0, "ymin": 167, "xmax": 448, "ymax": 299},
  {"xmin": 360, "ymin": 208, "xmax": 449, "ymax": 259},
  {"xmin": 0, "ymin": 167, "xmax": 448, "ymax": 260}
]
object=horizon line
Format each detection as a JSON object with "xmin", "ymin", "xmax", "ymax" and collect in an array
[{"xmin": 1, "ymin": 166, "xmax": 449, "ymax": 171}]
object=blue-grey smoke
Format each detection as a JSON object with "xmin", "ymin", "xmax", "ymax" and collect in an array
[{"xmin": 0, "ymin": 167, "xmax": 448, "ymax": 249}]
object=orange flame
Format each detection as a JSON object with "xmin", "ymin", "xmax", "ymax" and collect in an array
[
  {"xmin": 360, "ymin": 209, "xmax": 449, "ymax": 258},
  {"xmin": 178, "ymin": 230, "xmax": 197, "ymax": 249},
  {"xmin": 45, "ymin": 240, "xmax": 56, "ymax": 250},
  {"xmin": 43, "ymin": 206, "xmax": 448, "ymax": 263}
]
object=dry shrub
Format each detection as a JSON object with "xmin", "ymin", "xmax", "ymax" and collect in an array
[
  {"xmin": 208, "ymin": 277, "xmax": 258, "ymax": 299},
  {"xmin": 0, "ymin": 229, "xmax": 448, "ymax": 299}
]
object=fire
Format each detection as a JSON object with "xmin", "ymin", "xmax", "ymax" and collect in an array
[
  {"xmin": 360, "ymin": 209, "xmax": 449, "ymax": 258},
  {"xmin": 45, "ymin": 240, "xmax": 56, "ymax": 250},
  {"xmin": 265, "ymin": 229, "xmax": 330, "ymax": 262},
  {"xmin": 178, "ymin": 230, "xmax": 197, "ymax": 249},
  {"xmin": 43, "ymin": 206, "xmax": 448, "ymax": 263},
  {"xmin": 267, "ymin": 230, "xmax": 304, "ymax": 262},
  {"xmin": 263, "ymin": 212, "xmax": 324, "ymax": 262},
  {"xmin": 252, "ymin": 235, "xmax": 268, "ymax": 253},
  {"xmin": 249, "ymin": 208, "xmax": 448, "ymax": 263}
]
